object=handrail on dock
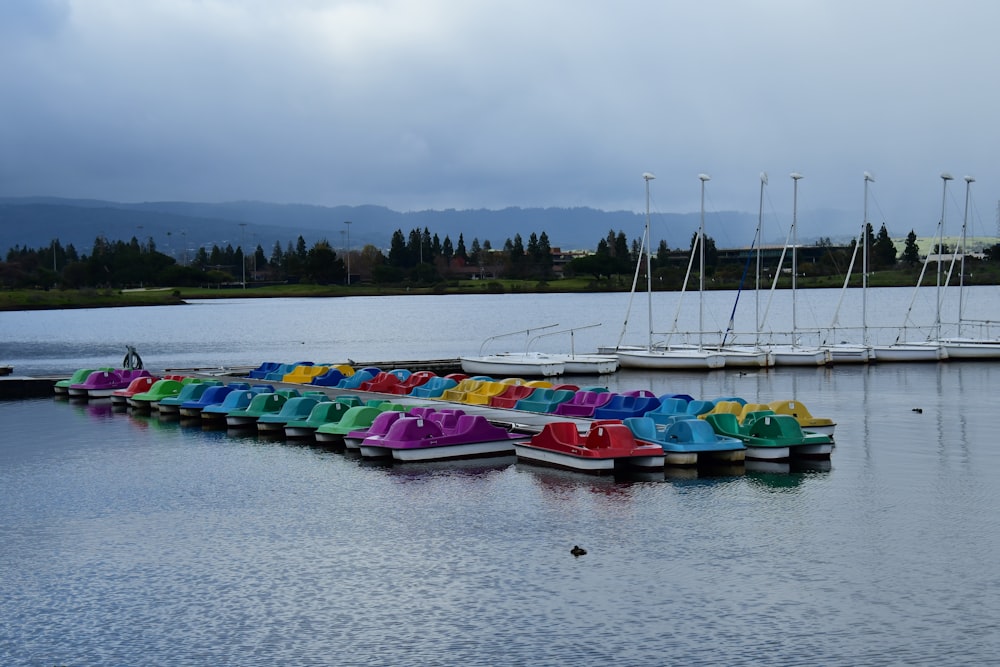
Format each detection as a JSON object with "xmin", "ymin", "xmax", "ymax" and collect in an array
[
  {"xmin": 527, "ymin": 323, "xmax": 602, "ymax": 357},
  {"xmin": 477, "ymin": 323, "xmax": 559, "ymax": 356}
]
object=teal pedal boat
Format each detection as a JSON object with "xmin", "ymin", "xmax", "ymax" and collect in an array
[
  {"xmin": 226, "ymin": 392, "xmax": 291, "ymax": 428},
  {"xmin": 704, "ymin": 411, "xmax": 833, "ymax": 461},
  {"xmin": 284, "ymin": 401, "xmax": 354, "ymax": 439},
  {"xmin": 623, "ymin": 416, "xmax": 745, "ymax": 466},
  {"xmin": 256, "ymin": 396, "xmax": 323, "ymax": 434}
]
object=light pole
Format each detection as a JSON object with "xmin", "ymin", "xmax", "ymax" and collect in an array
[
  {"xmin": 239, "ymin": 223, "xmax": 247, "ymax": 288},
  {"xmin": 344, "ymin": 220, "xmax": 352, "ymax": 285}
]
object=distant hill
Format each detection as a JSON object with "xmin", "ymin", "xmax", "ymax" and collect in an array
[{"xmin": 0, "ymin": 196, "xmax": 857, "ymax": 260}]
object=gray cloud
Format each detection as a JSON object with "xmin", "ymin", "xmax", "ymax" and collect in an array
[{"xmin": 2, "ymin": 0, "xmax": 999, "ymax": 242}]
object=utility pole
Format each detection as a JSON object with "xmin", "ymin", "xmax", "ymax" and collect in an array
[
  {"xmin": 344, "ymin": 220, "xmax": 352, "ymax": 285},
  {"xmin": 239, "ymin": 223, "xmax": 247, "ymax": 288}
]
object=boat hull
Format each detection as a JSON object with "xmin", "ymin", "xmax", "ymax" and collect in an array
[
  {"xmin": 791, "ymin": 442, "xmax": 834, "ymax": 459},
  {"xmin": 703, "ymin": 449, "xmax": 746, "ymax": 464},
  {"xmin": 824, "ymin": 345, "xmax": 873, "ymax": 364},
  {"xmin": 939, "ymin": 340, "xmax": 1000, "ymax": 360},
  {"xmin": 615, "ymin": 350, "xmax": 725, "ymax": 370},
  {"xmin": 765, "ymin": 346, "xmax": 831, "ymax": 366},
  {"xmin": 514, "ymin": 443, "xmax": 664, "ymax": 473},
  {"xmin": 515, "ymin": 443, "xmax": 616, "ymax": 473},
  {"xmin": 717, "ymin": 348, "xmax": 772, "ymax": 368},
  {"xmin": 225, "ymin": 416, "xmax": 258, "ymax": 428},
  {"xmin": 391, "ymin": 440, "xmax": 518, "ymax": 462},
  {"xmin": 744, "ymin": 445, "xmax": 791, "ymax": 461},
  {"xmin": 459, "ymin": 355, "xmax": 565, "ymax": 377},
  {"xmin": 284, "ymin": 426, "xmax": 317, "ymax": 439},
  {"xmin": 256, "ymin": 421, "xmax": 287, "ymax": 433},
  {"xmin": 872, "ymin": 344, "xmax": 946, "ymax": 362},
  {"xmin": 557, "ymin": 355, "xmax": 619, "ymax": 375}
]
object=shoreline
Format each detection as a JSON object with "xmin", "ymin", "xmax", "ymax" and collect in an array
[{"xmin": 5, "ymin": 270, "xmax": 998, "ymax": 312}]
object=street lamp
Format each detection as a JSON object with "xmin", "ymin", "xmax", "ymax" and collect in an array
[
  {"xmin": 344, "ymin": 220, "xmax": 352, "ymax": 285},
  {"xmin": 239, "ymin": 223, "xmax": 247, "ymax": 288}
]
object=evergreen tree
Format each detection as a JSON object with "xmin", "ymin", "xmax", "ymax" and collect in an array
[
  {"xmin": 873, "ymin": 224, "xmax": 897, "ymax": 268},
  {"xmin": 388, "ymin": 229, "xmax": 408, "ymax": 267},
  {"xmin": 421, "ymin": 227, "xmax": 432, "ymax": 262},
  {"xmin": 526, "ymin": 232, "xmax": 539, "ymax": 258},
  {"xmin": 406, "ymin": 228, "xmax": 422, "ymax": 264},
  {"xmin": 304, "ymin": 240, "xmax": 344, "ymax": 284},
  {"xmin": 442, "ymin": 236, "xmax": 454, "ymax": 264},
  {"xmin": 614, "ymin": 231, "xmax": 629, "ymax": 261},
  {"xmin": 456, "ymin": 233, "xmax": 468, "ymax": 262},
  {"xmin": 903, "ymin": 229, "xmax": 920, "ymax": 266},
  {"xmin": 469, "ymin": 238, "xmax": 481, "ymax": 264},
  {"xmin": 537, "ymin": 231, "xmax": 551, "ymax": 259},
  {"xmin": 656, "ymin": 239, "xmax": 670, "ymax": 267}
]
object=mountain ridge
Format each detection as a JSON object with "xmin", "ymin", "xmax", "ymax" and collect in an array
[{"xmin": 0, "ymin": 196, "xmax": 857, "ymax": 259}]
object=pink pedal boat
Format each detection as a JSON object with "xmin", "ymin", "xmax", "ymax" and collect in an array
[
  {"xmin": 358, "ymin": 410, "xmax": 523, "ymax": 462},
  {"xmin": 68, "ymin": 369, "xmax": 151, "ymax": 399}
]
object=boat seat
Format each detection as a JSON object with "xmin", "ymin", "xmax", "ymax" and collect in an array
[{"xmin": 623, "ymin": 416, "xmax": 661, "ymax": 443}]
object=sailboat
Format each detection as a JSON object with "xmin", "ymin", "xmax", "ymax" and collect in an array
[
  {"xmin": 615, "ymin": 173, "xmax": 726, "ymax": 371},
  {"xmin": 871, "ymin": 173, "xmax": 951, "ymax": 362},
  {"xmin": 716, "ymin": 172, "xmax": 774, "ymax": 368},
  {"xmin": 527, "ymin": 323, "xmax": 620, "ymax": 374},
  {"xmin": 822, "ymin": 172, "xmax": 875, "ymax": 364},
  {"xmin": 762, "ymin": 172, "xmax": 830, "ymax": 366},
  {"xmin": 933, "ymin": 176, "xmax": 1000, "ymax": 359}
]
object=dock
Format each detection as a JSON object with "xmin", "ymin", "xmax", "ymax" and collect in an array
[{"xmin": 1, "ymin": 362, "xmax": 589, "ymax": 435}]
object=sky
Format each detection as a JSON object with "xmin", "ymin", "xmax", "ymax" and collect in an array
[{"xmin": 2, "ymin": 0, "xmax": 1000, "ymax": 240}]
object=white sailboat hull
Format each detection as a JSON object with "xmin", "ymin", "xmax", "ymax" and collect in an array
[
  {"xmin": 616, "ymin": 349, "xmax": 726, "ymax": 370},
  {"xmin": 938, "ymin": 339, "xmax": 1000, "ymax": 360},
  {"xmin": 717, "ymin": 347, "xmax": 772, "ymax": 368},
  {"xmin": 459, "ymin": 353, "xmax": 565, "ymax": 377},
  {"xmin": 823, "ymin": 344, "xmax": 873, "ymax": 364},
  {"xmin": 872, "ymin": 344, "xmax": 946, "ymax": 362},
  {"xmin": 765, "ymin": 345, "xmax": 831, "ymax": 367}
]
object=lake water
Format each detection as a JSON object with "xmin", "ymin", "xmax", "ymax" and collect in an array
[
  {"xmin": 3, "ymin": 291, "xmax": 1000, "ymax": 665},
  {"xmin": 2, "ymin": 285, "xmax": 998, "ymax": 376}
]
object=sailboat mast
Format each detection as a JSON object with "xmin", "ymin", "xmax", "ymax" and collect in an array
[
  {"xmin": 959, "ymin": 175, "xmax": 975, "ymax": 335},
  {"xmin": 756, "ymin": 172, "xmax": 767, "ymax": 340},
  {"xmin": 790, "ymin": 172, "xmax": 803, "ymax": 339},
  {"xmin": 937, "ymin": 172, "xmax": 954, "ymax": 339},
  {"xmin": 643, "ymin": 172, "xmax": 656, "ymax": 353},
  {"xmin": 863, "ymin": 172, "xmax": 874, "ymax": 346},
  {"xmin": 698, "ymin": 173, "xmax": 710, "ymax": 348}
]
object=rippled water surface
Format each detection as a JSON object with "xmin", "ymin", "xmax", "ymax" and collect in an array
[
  {"xmin": 4, "ymin": 292, "xmax": 1000, "ymax": 665},
  {"xmin": 4, "ymin": 361, "xmax": 1000, "ymax": 665}
]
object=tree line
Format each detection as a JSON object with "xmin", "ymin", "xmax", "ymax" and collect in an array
[
  {"xmin": 3, "ymin": 222, "xmax": 998, "ymax": 290},
  {"xmin": 0, "ymin": 227, "xmax": 557, "ymax": 289}
]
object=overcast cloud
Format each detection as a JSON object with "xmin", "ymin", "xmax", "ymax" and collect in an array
[{"xmin": 2, "ymin": 0, "xmax": 999, "ymax": 238}]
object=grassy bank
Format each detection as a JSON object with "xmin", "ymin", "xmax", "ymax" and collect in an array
[
  {"xmin": 0, "ymin": 287, "xmax": 185, "ymax": 311},
  {"xmin": 3, "ymin": 264, "xmax": 999, "ymax": 311}
]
